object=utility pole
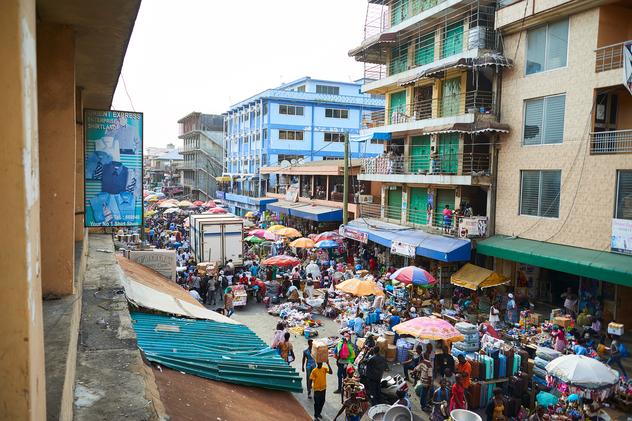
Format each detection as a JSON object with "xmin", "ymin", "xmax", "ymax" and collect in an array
[{"xmin": 343, "ymin": 130, "xmax": 349, "ymax": 225}]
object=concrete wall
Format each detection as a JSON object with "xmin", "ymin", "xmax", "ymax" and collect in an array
[
  {"xmin": 37, "ymin": 23, "xmax": 76, "ymax": 296},
  {"xmin": 0, "ymin": 0, "xmax": 47, "ymax": 418},
  {"xmin": 596, "ymin": 3, "xmax": 632, "ymax": 47},
  {"xmin": 495, "ymin": 7, "xmax": 632, "ymax": 251}
]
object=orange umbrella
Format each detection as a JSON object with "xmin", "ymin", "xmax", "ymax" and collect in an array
[
  {"xmin": 336, "ymin": 278, "xmax": 384, "ymax": 296},
  {"xmin": 261, "ymin": 255, "xmax": 301, "ymax": 267},
  {"xmin": 289, "ymin": 237, "xmax": 315, "ymax": 248},
  {"xmin": 267, "ymin": 224, "xmax": 286, "ymax": 233},
  {"xmin": 277, "ymin": 227, "xmax": 302, "ymax": 238}
]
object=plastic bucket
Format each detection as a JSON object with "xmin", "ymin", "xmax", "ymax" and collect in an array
[
  {"xmin": 450, "ymin": 409, "xmax": 482, "ymax": 421},
  {"xmin": 367, "ymin": 404, "xmax": 391, "ymax": 421}
]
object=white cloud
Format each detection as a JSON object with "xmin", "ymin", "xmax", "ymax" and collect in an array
[{"xmin": 112, "ymin": 0, "xmax": 368, "ymax": 147}]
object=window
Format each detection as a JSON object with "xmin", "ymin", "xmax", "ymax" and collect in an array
[
  {"xmin": 279, "ymin": 104, "xmax": 304, "ymax": 116},
  {"xmin": 324, "ymin": 132, "xmax": 346, "ymax": 143},
  {"xmin": 316, "ymin": 85, "xmax": 339, "ymax": 95},
  {"xmin": 325, "ymin": 108, "xmax": 349, "ymax": 119},
  {"xmin": 615, "ymin": 170, "xmax": 632, "ymax": 220},
  {"xmin": 390, "ymin": 43, "xmax": 409, "ymax": 75},
  {"xmin": 523, "ymin": 94, "xmax": 566, "ymax": 145},
  {"xmin": 322, "ymin": 156, "xmax": 341, "ymax": 161},
  {"xmin": 442, "ymin": 20, "xmax": 464, "ymax": 58},
  {"xmin": 296, "ymin": 85, "xmax": 306, "ymax": 92},
  {"xmin": 371, "ymin": 138, "xmax": 387, "ymax": 145},
  {"xmin": 520, "ymin": 170, "xmax": 561, "ymax": 218},
  {"xmin": 279, "ymin": 130, "xmax": 304, "ymax": 140},
  {"xmin": 415, "ymin": 32, "xmax": 434, "ymax": 66},
  {"xmin": 263, "ymin": 129, "xmax": 267, "ymax": 140},
  {"xmin": 526, "ymin": 19, "xmax": 569, "ymax": 75},
  {"xmin": 263, "ymin": 103, "xmax": 268, "ymax": 115}
]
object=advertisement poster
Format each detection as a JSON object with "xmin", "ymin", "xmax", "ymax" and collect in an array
[
  {"xmin": 84, "ymin": 110, "xmax": 143, "ymax": 227},
  {"xmin": 611, "ymin": 218, "xmax": 632, "ymax": 255},
  {"xmin": 391, "ymin": 240, "xmax": 416, "ymax": 257},
  {"xmin": 129, "ymin": 250, "xmax": 177, "ymax": 281},
  {"xmin": 339, "ymin": 226, "xmax": 369, "ymax": 244}
]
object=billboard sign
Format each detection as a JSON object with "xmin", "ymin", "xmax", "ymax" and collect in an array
[
  {"xmin": 339, "ymin": 225, "xmax": 369, "ymax": 244},
  {"xmin": 611, "ymin": 218, "xmax": 632, "ymax": 255},
  {"xmin": 84, "ymin": 110, "xmax": 143, "ymax": 227}
]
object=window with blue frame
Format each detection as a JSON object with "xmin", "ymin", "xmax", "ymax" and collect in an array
[{"xmin": 279, "ymin": 104, "xmax": 304, "ymax": 116}]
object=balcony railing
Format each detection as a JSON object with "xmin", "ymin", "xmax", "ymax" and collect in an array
[
  {"xmin": 361, "ymin": 152, "xmax": 491, "ymax": 177},
  {"xmin": 362, "ymin": 90, "xmax": 495, "ymax": 129},
  {"xmin": 590, "ymin": 130, "xmax": 632, "ymax": 155},
  {"xmin": 595, "ymin": 41, "xmax": 628, "ymax": 72}
]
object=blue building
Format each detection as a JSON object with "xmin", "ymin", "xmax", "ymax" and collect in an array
[{"xmin": 222, "ymin": 77, "xmax": 385, "ymax": 215}]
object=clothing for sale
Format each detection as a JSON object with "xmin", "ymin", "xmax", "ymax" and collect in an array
[
  {"xmin": 95, "ymin": 137, "xmax": 121, "ymax": 161},
  {"xmin": 89, "ymin": 192, "xmax": 121, "ymax": 223},
  {"xmin": 86, "ymin": 151, "xmax": 113, "ymax": 180},
  {"xmin": 101, "ymin": 162, "xmax": 129, "ymax": 194},
  {"xmin": 114, "ymin": 192, "xmax": 135, "ymax": 220},
  {"xmin": 106, "ymin": 123, "xmax": 139, "ymax": 154}
]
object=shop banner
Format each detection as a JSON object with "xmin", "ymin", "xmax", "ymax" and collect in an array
[
  {"xmin": 285, "ymin": 184, "xmax": 299, "ymax": 203},
  {"xmin": 84, "ymin": 110, "xmax": 143, "ymax": 227},
  {"xmin": 458, "ymin": 216, "xmax": 488, "ymax": 238},
  {"xmin": 391, "ymin": 240, "xmax": 416, "ymax": 257},
  {"xmin": 339, "ymin": 226, "xmax": 368, "ymax": 244},
  {"xmin": 611, "ymin": 218, "xmax": 632, "ymax": 255},
  {"xmin": 128, "ymin": 250, "xmax": 177, "ymax": 281}
]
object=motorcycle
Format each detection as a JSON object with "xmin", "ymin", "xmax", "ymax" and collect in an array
[{"xmin": 379, "ymin": 374, "xmax": 409, "ymax": 404}]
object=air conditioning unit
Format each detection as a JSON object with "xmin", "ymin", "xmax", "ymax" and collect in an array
[{"xmin": 358, "ymin": 195, "xmax": 373, "ymax": 204}]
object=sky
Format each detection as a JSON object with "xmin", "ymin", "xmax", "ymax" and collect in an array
[{"xmin": 112, "ymin": 0, "xmax": 369, "ymax": 148}]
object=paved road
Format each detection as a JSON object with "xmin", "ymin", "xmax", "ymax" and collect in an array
[{"xmin": 230, "ymin": 300, "xmax": 427, "ymax": 421}]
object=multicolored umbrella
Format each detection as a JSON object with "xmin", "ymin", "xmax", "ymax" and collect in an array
[
  {"xmin": 267, "ymin": 224, "xmax": 286, "ymax": 233},
  {"xmin": 393, "ymin": 317, "xmax": 464, "ymax": 341},
  {"xmin": 277, "ymin": 227, "xmax": 302, "ymax": 238},
  {"xmin": 390, "ymin": 266, "xmax": 436, "ymax": 286},
  {"xmin": 315, "ymin": 240, "xmax": 338, "ymax": 249},
  {"xmin": 545, "ymin": 355, "xmax": 619, "ymax": 389},
  {"xmin": 244, "ymin": 235, "xmax": 265, "ymax": 244},
  {"xmin": 336, "ymin": 278, "xmax": 384, "ymax": 297},
  {"xmin": 313, "ymin": 231, "xmax": 341, "ymax": 242},
  {"xmin": 289, "ymin": 237, "xmax": 315, "ymax": 248},
  {"xmin": 261, "ymin": 255, "xmax": 301, "ymax": 267}
]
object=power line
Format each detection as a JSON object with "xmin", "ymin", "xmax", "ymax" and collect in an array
[{"xmin": 121, "ymin": 74, "xmax": 135, "ymax": 112}]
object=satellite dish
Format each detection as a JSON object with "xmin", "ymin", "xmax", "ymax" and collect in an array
[
  {"xmin": 290, "ymin": 159, "xmax": 298, "ymax": 165},
  {"xmin": 297, "ymin": 158, "xmax": 305, "ymax": 165},
  {"xmin": 280, "ymin": 160, "xmax": 290, "ymax": 168}
]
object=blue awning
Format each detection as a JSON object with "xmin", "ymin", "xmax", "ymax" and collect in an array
[
  {"xmin": 346, "ymin": 218, "xmax": 471, "ymax": 262},
  {"xmin": 350, "ymin": 132, "xmax": 392, "ymax": 142},
  {"xmin": 290, "ymin": 204, "xmax": 343, "ymax": 222},
  {"xmin": 266, "ymin": 200, "xmax": 304, "ymax": 215}
]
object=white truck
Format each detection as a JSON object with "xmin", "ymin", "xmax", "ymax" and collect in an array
[{"xmin": 189, "ymin": 214, "xmax": 244, "ymax": 266}]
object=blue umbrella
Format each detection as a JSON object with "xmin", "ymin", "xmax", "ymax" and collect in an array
[
  {"xmin": 536, "ymin": 391, "xmax": 558, "ymax": 407},
  {"xmin": 315, "ymin": 240, "xmax": 338, "ymax": 249},
  {"xmin": 390, "ymin": 266, "xmax": 437, "ymax": 286}
]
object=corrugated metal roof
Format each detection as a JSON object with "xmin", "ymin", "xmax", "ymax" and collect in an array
[{"xmin": 131, "ymin": 312, "xmax": 303, "ymax": 393}]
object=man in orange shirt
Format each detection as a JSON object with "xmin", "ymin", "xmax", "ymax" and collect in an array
[{"xmin": 455, "ymin": 355, "xmax": 472, "ymax": 389}]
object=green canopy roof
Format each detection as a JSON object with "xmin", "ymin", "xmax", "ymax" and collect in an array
[{"xmin": 477, "ymin": 236, "xmax": 632, "ymax": 287}]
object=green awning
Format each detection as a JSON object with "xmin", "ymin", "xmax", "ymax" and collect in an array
[{"xmin": 477, "ymin": 236, "xmax": 632, "ymax": 287}]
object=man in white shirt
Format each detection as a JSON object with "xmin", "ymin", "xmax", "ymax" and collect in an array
[
  {"xmin": 189, "ymin": 288, "xmax": 202, "ymax": 302},
  {"xmin": 306, "ymin": 260, "xmax": 321, "ymax": 279}
]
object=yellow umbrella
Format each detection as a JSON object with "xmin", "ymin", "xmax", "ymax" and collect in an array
[
  {"xmin": 335, "ymin": 278, "xmax": 384, "ymax": 297},
  {"xmin": 289, "ymin": 237, "xmax": 315, "ymax": 248},
  {"xmin": 267, "ymin": 224, "xmax": 286, "ymax": 233},
  {"xmin": 450, "ymin": 263, "xmax": 509, "ymax": 290},
  {"xmin": 277, "ymin": 227, "xmax": 302, "ymax": 238},
  {"xmin": 178, "ymin": 200, "xmax": 194, "ymax": 208},
  {"xmin": 144, "ymin": 210, "xmax": 157, "ymax": 217},
  {"xmin": 244, "ymin": 211, "xmax": 255, "ymax": 218},
  {"xmin": 145, "ymin": 195, "xmax": 159, "ymax": 202}
]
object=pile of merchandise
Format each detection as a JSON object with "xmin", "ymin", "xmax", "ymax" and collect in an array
[
  {"xmin": 452, "ymin": 322, "xmax": 480, "ymax": 353},
  {"xmin": 534, "ymin": 346, "xmax": 562, "ymax": 386},
  {"xmin": 267, "ymin": 302, "xmax": 322, "ymax": 336}
]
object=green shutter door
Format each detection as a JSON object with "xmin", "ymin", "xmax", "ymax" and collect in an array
[
  {"xmin": 389, "ymin": 90, "xmax": 407, "ymax": 124},
  {"xmin": 438, "ymin": 133, "xmax": 459, "ymax": 174},
  {"xmin": 441, "ymin": 77, "xmax": 461, "ymax": 117},
  {"xmin": 442, "ymin": 20, "xmax": 464, "ymax": 58},
  {"xmin": 415, "ymin": 32, "xmax": 435, "ymax": 66},
  {"xmin": 410, "ymin": 135, "xmax": 431, "ymax": 173},
  {"xmin": 387, "ymin": 187, "xmax": 403, "ymax": 221},
  {"xmin": 434, "ymin": 189, "xmax": 455, "ymax": 227},
  {"xmin": 409, "ymin": 187, "xmax": 428, "ymax": 225},
  {"xmin": 391, "ymin": 0, "xmax": 409, "ymax": 26}
]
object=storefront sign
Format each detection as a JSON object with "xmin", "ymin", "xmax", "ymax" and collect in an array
[
  {"xmin": 84, "ymin": 109, "xmax": 143, "ymax": 227},
  {"xmin": 339, "ymin": 226, "xmax": 368, "ymax": 244},
  {"xmin": 611, "ymin": 218, "xmax": 632, "ymax": 255},
  {"xmin": 458, "ymin": 216, "xmax": 488, "ymax": 238},
  {"xmin": 391, "ymin": 240, "xmax": 417, "ymax": 257},
  {"xmin": 285, "ymin": 184, "xmax": 299, "ymax": 203},
  {"xmin": 129, "ymin": 249, "xmax": 177, "ymax": 281}
]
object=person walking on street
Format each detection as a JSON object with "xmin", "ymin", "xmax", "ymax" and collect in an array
[
  {"xmin": 403, "ymin": 344, "xmax": 423, "ymax": 382},
  {"xmin": 206, "ymin": 275, "xmax": 217, "ymax": 306},
  {"xmin": 302, "ymin": 339, "xmax": 316, "ymax": 399},
  {"xmin": 364, "ymin": 346, "xmax": 387, "ymax": 405},
  {"xmin": 450, "ymin": 374, "xmax": 467, "ymax": 412},
  {"xmin": 278, "ymin": 332, "xmax": 295, "ymax": 363},
  {"xmin": 607, "ymin": 334, "xmax": 629, "ymax": 378},
  {"xmin": 455, "ymin": 355, "xmax": 472, "ymax": 390},
  {"xmin": 223, "ymin": 287, "xmax": 235, "ymax": 317},
  {"xmin": 333, "ymin": 383, "xmax": 368, "ymax": 421},
  {"xmin": 415, "ymin": 354, "xmax": 433, "ymax": 412},
  {"xmin": 310, "ymin": 360, "xmax": 333, "ymax": 421},
  {"xmin": 334, "ymin": 331, "xmax": 356, "ymax": 394}
]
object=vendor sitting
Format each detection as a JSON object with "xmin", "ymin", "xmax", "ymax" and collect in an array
[{"xmin": 286, "ymin": 285, "xmax": 302, "ymax": 303}]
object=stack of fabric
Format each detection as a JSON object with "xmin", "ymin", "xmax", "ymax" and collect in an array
[
  {"xmin": 534, "ymin": 346, "xmax": 561, "ymax": 385},
  {"xmin": 452, "ymin": 322, "xmax": 480, "ymax": 353}
]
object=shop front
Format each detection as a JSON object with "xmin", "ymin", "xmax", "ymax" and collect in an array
[
  {"xmin": 266, "ymin": 201, "xmax": 342, "ymax": 234},
  {"xmin": 222, "ymin": 192, "xmax": 277, "ymax": 217},
  {"xmin": 478, "ymin": 235, "xmax": 632, "ymax": 328}
]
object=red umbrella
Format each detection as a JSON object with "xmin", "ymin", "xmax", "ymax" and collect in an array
[
  {"xmin": 313, "ymin": 231, "xmax": 341, "ymax": 242},
  {"xmin": 193, "ymin": 200, "xmax": 204, "ymax": 206},
  {"xmin": 203, "ymin": 200, "xmax": 216, "ymax": 208},
  {"xmin": 261, "ymin": 255, "xmax": 301, "ymax": 267},
  {"xmin": 207, "ymin": 207, "xmax": 227, "ymax": 214}
]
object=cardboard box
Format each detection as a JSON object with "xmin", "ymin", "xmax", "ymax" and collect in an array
[
  {"xmin": 550, "ymin": 308, "xmax": 563, "ymax": 319},
  {"xmin": 608, "ymin": 322, "xmax": 624, "ymax": 336},
  {"xmin": 528, "ymin": 314, "xmax": 541, "ymax": 325},
  {"xmin": 551, "ymin": 316, "xmax": 572, "ymax": 328},
  {"xmin": 314, "ymin": 340, "xmax": 329, "ymax": 363}
]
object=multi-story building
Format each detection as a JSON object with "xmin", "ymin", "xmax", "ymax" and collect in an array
[
  {"xmin": 222, "ymin": 77, "xmax": 385, "ymax": 216},
  {"xmin": 177, "ymin": 112, "xmax": 224, "ymax": 201},
  {"xmin": 345, "ymin": 0, "xmax": 510, "ymax": 270},
  {"xmin": 144, "ymin": 143, "xmax": 183, "ymax": 192},
  {"xmin": 475, "ymin": 0, "xmax": 632, "ymax": 326}
]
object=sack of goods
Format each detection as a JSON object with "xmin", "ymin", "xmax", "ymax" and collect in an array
[
  {"xmin": 453, "ymin": 322, "xmax": 480, "ymax": 352},
  {"xmin": 535, "ymin": 346, "xmax": 561, "ymax": 362},
  {"xmin": 314, "ymin": 339, "xmax": 329, "ymax": 363},
  {"xmin": 396, "ymin": 339, "xmax": 413, "ymax": 363}
]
